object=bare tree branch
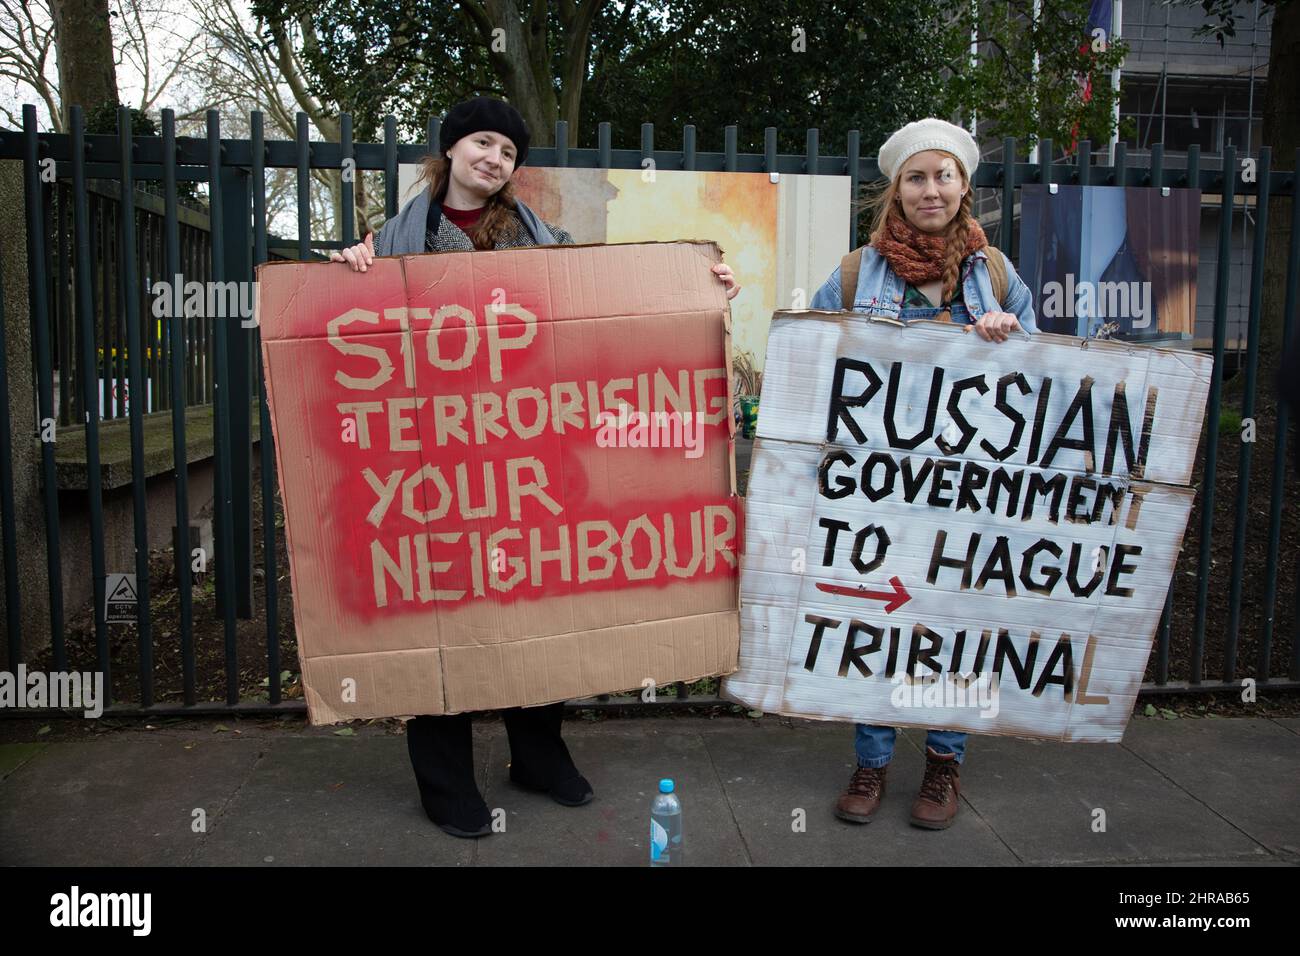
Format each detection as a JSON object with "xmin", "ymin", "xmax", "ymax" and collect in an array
[
  {"xmin": 0, "ymin": 0, "xmax": 61, "ymax": 129},
  {"xmin": 265, "ymin": 13, "xmax": 337, "ymax": 138}
]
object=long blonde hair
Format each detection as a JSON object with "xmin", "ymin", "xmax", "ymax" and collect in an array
[
  {"xmin": 864, "ymin": 149, "xmax": 975, "ymax": 317},
  {"xmin": 415, "ymin": 153, "xmax": 520, "ymax": 250}
]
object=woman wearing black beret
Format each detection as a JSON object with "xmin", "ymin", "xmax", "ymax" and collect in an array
[{"xmin": 333, "ymin": 96, "xmax": 739, "ymax": 838}]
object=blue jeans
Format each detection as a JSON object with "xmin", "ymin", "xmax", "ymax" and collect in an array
[{"xmin": 855, "ymin": 724, "xmax": 967, "ymax": 768}]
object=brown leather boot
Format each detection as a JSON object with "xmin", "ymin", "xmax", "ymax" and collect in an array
[
  {"xmin": 910, "ymin": 746, "xmax": 961, "ymax": 829},
  {"xmin": 834, "ymin": 764, "xmax": 888, "ymax": 823}
]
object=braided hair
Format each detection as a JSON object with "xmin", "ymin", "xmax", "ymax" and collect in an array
[{"xmin": 935, "ymin": 187, "xmax": 975, "ymax": 322}]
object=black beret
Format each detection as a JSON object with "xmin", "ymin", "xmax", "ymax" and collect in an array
[{"xmin": 439, "ymin": 97, "xmax": 531, "ymax": 167}]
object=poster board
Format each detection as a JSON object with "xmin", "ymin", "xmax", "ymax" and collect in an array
[
  {"xmin": 722, "ymin": 312, "xmax": 1212, "ymax": 742},
  {"xmin": 257, "ymin": 241, "xmax": 742, "ymax": 723}
]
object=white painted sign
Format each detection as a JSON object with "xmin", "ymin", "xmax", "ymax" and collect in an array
[{"xmin": 722, "ymin": 313, "xmax": 1213, "ymax": 742}]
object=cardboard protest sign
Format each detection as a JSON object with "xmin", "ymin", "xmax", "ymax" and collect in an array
[
  {"xmin": 256, "ymin": 241, "xmax": 740, "ymax": 724},
  {"xmin": 722, "ymin": 313, "xmax": 1212, "ymax": 742}
]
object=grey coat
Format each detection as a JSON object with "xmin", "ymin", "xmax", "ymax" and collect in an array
[{"xmin": 374, "ymin": 187, "xmax": 573, "ymax": 256}]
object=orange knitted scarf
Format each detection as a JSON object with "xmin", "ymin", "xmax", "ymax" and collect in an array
[{"xmin": 870, "ymin": 213, "xmax": 988, "ymax": 285}]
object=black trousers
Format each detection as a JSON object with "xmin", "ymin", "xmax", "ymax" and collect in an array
[{"xmin": 406, "ymin": 703, "xmax": 569, "ymax": 811}]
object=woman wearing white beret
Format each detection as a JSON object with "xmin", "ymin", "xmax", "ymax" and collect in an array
[{"xmin": 809, "ymin": 117, "xmax": 1037, "ymax": 831}]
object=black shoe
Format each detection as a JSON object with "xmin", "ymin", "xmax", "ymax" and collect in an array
[
  {"xmin": 422, "ymin": 795, "xmax": 492, "ymax": 838},
  {"xmin": 503, "ymin": 703, "xmax": 594, "ymax": 807},
  {"xmin": 509, "ymin": 763, "xmax": 594, "ymax": 806},
  {"xmin": 406, "ymin": 713, "xmax": 493, "ymax": 838}
]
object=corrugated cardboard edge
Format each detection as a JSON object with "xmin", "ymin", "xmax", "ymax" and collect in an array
[
  {"xmin": 303, "ymin": 610, "xmax": 739, "ymax": 723},
  {"xmin": 1071, "ymin": 481, "xmax": 1199, "ymax": 746},
  {"xmin": 775, "ymin": 309, "xmax": 1219, "ymax": 368},
  {"xmin": 253, "ymin": 238, "xmax": 726, "ymax": 277},
  {"xmin": 720, "ymin": 266, "xmax": 743, "ymax": 615},
  {"xmin": 255, "ymin": 311, "xmax": 321, "ymax": 725}
]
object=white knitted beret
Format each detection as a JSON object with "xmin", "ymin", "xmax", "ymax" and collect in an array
[{"xmin": 877, "ymin": 118, "xmax": 979, "ymax": 182}]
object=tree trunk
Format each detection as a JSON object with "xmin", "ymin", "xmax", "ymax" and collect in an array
[
  {"xmin": 355, "ymin": 170, "xmax": 374, "ymax": 240},
  {"xmin": 50, "ymin": 0, "xmax": 118, "ymax": 127},
  {"xmin": 1259, "ymin": 0, "xmax": 1299, "ymax": 379},
  {"xmin": 556, "ymin": 0, "xmax": 605, "ymax": 142},
  {"xmin": 481, "ymin": 0, "xmax": 557, "ymax": 145}
]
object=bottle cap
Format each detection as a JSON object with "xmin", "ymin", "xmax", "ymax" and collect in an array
[{"xmin": 659, "ymin": 778, "xmax": 674, "ymax": 794}]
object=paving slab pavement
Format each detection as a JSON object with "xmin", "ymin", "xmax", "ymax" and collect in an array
[{"xmin": 1, "ymin": 716, "xmax": 1296, "ymax": 867}]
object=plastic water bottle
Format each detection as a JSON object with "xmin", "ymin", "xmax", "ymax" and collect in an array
[{"xmin": 650, "ymin": 778, "xmax": 683, "ymax": 866}]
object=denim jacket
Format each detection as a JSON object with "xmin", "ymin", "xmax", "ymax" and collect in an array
[{"xmin": 809, "ymin": 245, "xmax": 1038, "ymax": 333}]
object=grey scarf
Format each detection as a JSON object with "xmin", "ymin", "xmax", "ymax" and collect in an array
[{"xmin": 374, "ymin": 187, "xmax": 557, "ymax": 256}]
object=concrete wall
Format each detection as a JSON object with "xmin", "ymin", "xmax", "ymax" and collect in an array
[{"xmin": 1, "ymin": 159, "xmax": 50, "ymax": 669}]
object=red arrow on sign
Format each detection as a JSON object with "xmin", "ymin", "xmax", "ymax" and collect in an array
[{"xmin": 815, "ymin": 575, "xmax": 912, "ymax": 614}]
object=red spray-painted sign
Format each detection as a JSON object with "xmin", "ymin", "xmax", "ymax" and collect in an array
[{"xmin": 259, "ymin": 242, "xmax": 740, "ymax": 628}]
